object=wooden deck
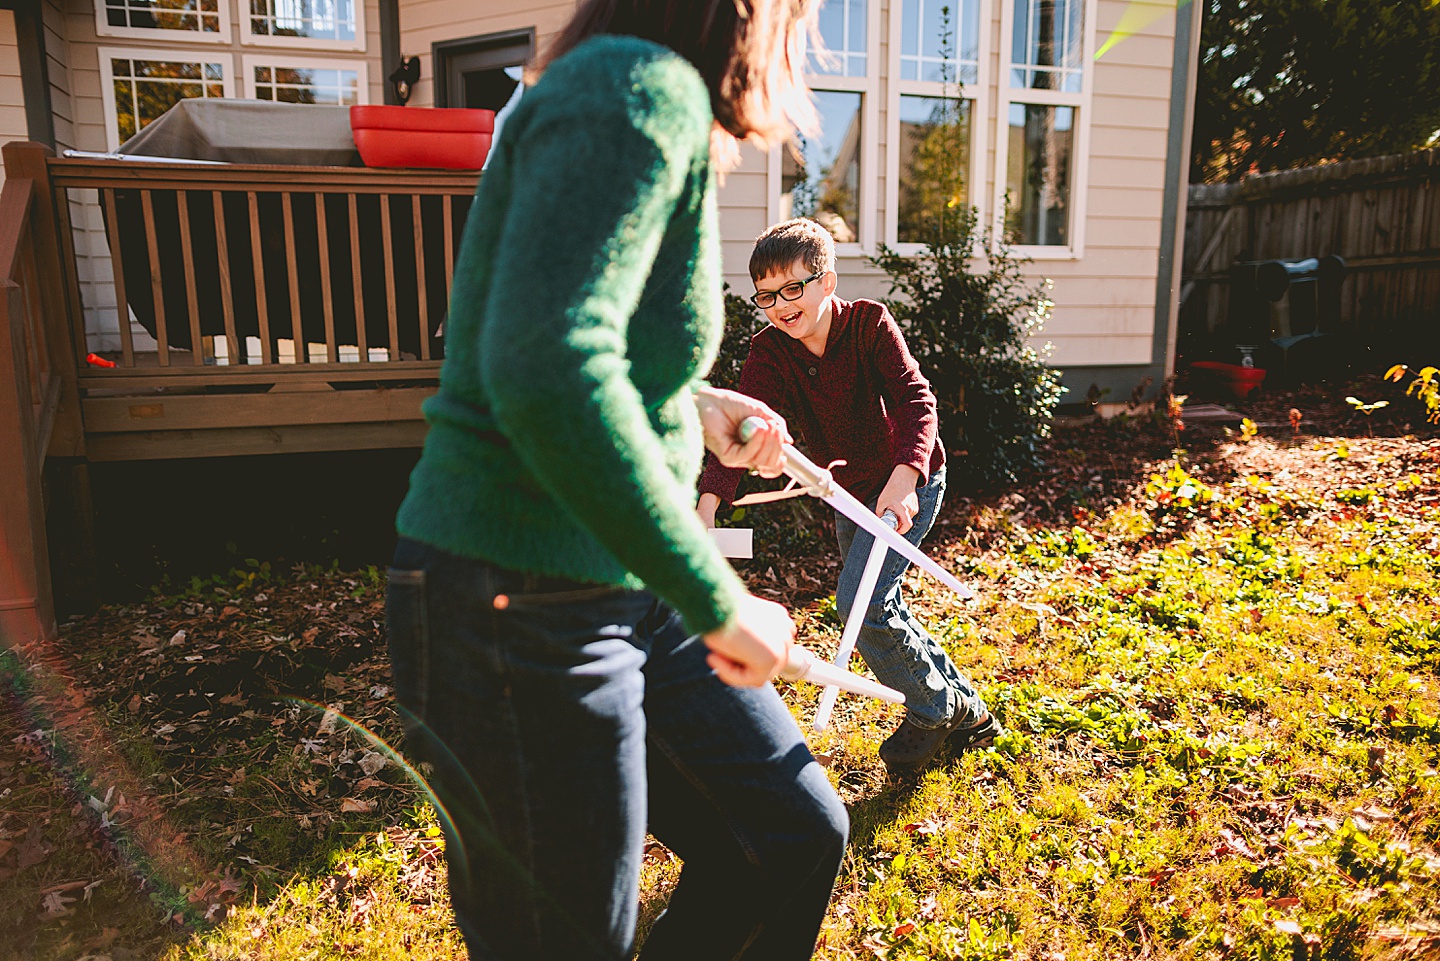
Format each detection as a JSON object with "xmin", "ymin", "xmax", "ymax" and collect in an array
[{"xmin": 0, "ymin": 141, "xmax": 480, "ymax": 644}]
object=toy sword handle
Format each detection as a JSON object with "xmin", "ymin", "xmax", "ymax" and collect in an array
[{"xmin": 737, "ymin": 415, "xmax": 833, "ymax": 493}]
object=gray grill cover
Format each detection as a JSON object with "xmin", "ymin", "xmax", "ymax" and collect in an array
[{"xmin": 118, "ymin": 98, "xmax": 363, "ymax": 166}]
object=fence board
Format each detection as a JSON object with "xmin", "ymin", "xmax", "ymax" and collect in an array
[{"xmin": 1182, "ymin": 147, "xmax": 1440, "ymax": 363}]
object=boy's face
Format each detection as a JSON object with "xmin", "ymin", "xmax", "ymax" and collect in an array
[{"xmin": 753, "ymin": 261, "xmax": 836, "ymax": 350}]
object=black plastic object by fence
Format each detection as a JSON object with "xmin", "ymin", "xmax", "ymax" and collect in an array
[{"xmin": 1227, "ymin": 255, "xmax": 1347, "ymax": 376}]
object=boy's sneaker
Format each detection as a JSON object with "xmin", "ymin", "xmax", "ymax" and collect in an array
[{"xmin": 878, "ymin": 711, "xmax": 1004, "ymax": 775}]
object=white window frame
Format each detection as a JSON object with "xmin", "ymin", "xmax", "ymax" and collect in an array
[
  {"xmin": 991, "ymin": 0, "xmax": 1097, "ymax": 260},
  {"xmin": 239, "ymin": 0, "xmax": 367, "ymax": 53},
  {"xmin": 885, "ymin": 0, "xmax": 993, "ymax": 256},
  {"xmin": 99, "ymin": 45, "xmax": 237, "ymax": 151},
  {"xmin": 241, "ymin": 54, "xmax": 369, "ymax": 104},
  {"xmin": 94, "ymin": 0, "xmax": 231, "ymax": 44},
  {"xmin": 768, "ymin": 0, "xmax": 880, "ymax": 257}
]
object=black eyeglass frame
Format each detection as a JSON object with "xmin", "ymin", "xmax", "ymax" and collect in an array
[{"xmin": 750, "ymin": 270, "xmax": 825, "ymax": 310}]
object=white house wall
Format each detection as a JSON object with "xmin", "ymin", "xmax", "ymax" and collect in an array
[
  {"xmin": 0, "ymin": 11, "xmax": 29, "ymax": 181},
  {"xmin": 43, "ymin": 0, "xmax": 76, "ymax": 150},
  {"xmin": 394, "ymin": 0, "xmax": 1179, "ymax": 381},
  {"xmin": 398, "ymin": 0, "xmax": 571, "ymax": 108}
]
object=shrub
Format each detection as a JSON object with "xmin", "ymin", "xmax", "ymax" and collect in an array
[
  {"xmin": 709, "ymin": 287, "xmax": 766, "ymax": 392},
  {"xmin": 1384, "ymin": 364, "xmax": 1440, "ymax": 423},
  {"xmin": 870, "ymin": 205, "xmax": 1063, "ymax": 491}
]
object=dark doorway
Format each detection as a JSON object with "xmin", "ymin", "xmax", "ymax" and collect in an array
[{"xmin": 433, "ymin": 27, "xmax": 534, "ymax": 112}]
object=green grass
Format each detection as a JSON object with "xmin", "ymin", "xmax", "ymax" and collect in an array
[
  {"xmin": 800, "ymin": 441, "xmax": 1440, "ymax": 960},
  {"xmin": 2, "ymin": 427, "xmax": 1438, "ymax": 959}
]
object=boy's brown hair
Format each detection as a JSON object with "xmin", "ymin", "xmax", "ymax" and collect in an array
[{"xmin": 749, "ymin": 218, "xmax": 836, "ymax": 282}]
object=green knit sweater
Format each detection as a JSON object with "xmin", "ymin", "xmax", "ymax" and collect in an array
[{"xmin": 396, "ymin": 35, "xmax": 746, "ymax": 635}]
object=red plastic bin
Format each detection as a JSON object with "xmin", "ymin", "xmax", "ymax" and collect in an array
[
  {"xmin": 1189, "ymin": 360, "xmax": 1267, "ymax": 400},
  {"xmin": 350, "ymin": 105, "xmax": 495, "ymax": 170}
]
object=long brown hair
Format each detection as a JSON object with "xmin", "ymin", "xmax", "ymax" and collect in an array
[{"xmin": 528, "ymin": 0, "xmax": 819, "ymax": 162}]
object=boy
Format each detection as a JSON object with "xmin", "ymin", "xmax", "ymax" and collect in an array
[{"xmin": 697, "ymin": 218, "xmax": 1001, "ymax": 775}]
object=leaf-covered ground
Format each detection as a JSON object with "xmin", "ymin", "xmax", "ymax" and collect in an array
[{"xmin": 3, "ymin": 378, "xmax": 1439, "ymax": 960}]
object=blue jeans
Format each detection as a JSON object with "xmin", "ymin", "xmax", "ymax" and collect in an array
[
  {"xmin": 386, "ymin": 538, "xmax": 848, "ymax": 961},
  {"xmin": 834, "ymin": 466, "xmax": 988, "ymax": 729}
]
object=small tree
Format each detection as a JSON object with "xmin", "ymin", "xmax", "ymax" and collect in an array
[{"xmin": 870, "ymin": 206, "xmax": 1063, "ymax": 491}]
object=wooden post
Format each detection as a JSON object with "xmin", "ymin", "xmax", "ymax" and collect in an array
[
  {"xmin": 2, "ymin": 142, "xmax": 95, "ymax": 621},
  {"xmin": 2, "ymin": 142, "xmax": 85, "ymax": 459},
  {"xmin": 0, "ymin": 279, "xmax": 57, "ymax": 646}
]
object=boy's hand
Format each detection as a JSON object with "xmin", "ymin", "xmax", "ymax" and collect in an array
[
  {"xmin": 696, "ymin": 492, "xmax": 720, "ymax": 528},
  {"xmin": 875, "ymin": 465, "xmax": 922, "ymax": 534},
  {"xmin": 702, "ymin": 593, "xmax": 796, "ymax": 686},
  {"xmin": 694, "ymin": 386, "xmax": 790, "ymax": 477}
]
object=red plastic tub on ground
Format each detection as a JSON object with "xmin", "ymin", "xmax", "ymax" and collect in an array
[
  {"xmin": 350, "ymin": 105, "xmax": 495, "ymax": 169},
  {"xmin": 1189, "ymin": 360, "xmax": 1267, "ymax": 400}
]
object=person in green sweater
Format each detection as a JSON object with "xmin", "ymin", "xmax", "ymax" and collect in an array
[{"xmin": 386, "ymin": 1, "xmax": 847, "ymax": 959}]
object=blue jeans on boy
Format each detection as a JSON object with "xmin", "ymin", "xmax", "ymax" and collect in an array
[
  {"xmin": 386, "ymin": 538, "xmax": 848, "ymax": 961},
  {"xmin": 833, "ymin": 465, "xmax": 988, "ymax": 730}
]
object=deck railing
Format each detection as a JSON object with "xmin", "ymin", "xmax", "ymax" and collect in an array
[
  {"xmin": 31, "ymin": 147, "xmax": 479, "ymax": 460},
  {"xmin": 50, "ymin": 156, "xmax": 478, "ymax": 372}
]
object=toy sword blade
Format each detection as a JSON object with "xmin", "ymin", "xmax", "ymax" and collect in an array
[
  {"xmin": 780, "ymin": 644, "xmax": 905, "ymax": 704},
  {"xmin": 738, "ymin": 417, "xmax": 974, "ymax": 600}
]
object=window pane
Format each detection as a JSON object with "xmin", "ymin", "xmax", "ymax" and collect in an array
[
  {"xmin": 808, "ymin": 0, "xmax": 866, "ymax": 77},
  {"xmin": 781, "ymin": 90, "xmax": 861, "ymax": 243},
  {"xmin": 1005, "ymin": 103, "xmax": 1074, "ymax": 246},
  {"xmin": 901, "ymin": 0, "xmax": 980, "ymax": 86},
  {"xmin": 1011, "ymin": 0, "xmax": 1084, "ymax": 91},
  {"xmin": 111, "ymin": 57, "xmax": 226, "ymax": 145},
  {"xmin": 252, "ymin": 64, "xmax": 360, "ymax": 105},
  {"xmin": 250, "ymin": 0, "xmax": 358, "ymax": 43},
  {"xmin": 848, "ymin": 0, "xmax": 867, "ymax": 54},
  {"xmin": 901, "ymin": 0, "xmax": 919, "ymax": 57},
  {"xmin": 105, "ymin": 0, "xmax": 222, "ymax": 33},
  {"xmin": 897, "ymin": 95, "xmax": 971, "ymax": 244}
]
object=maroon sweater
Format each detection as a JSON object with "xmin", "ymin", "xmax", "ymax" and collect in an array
[{"xmin": 699, "ymin": 297, "xmax": 944, "ymax": 505}]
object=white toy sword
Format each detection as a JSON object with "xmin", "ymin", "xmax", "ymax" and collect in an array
[
  {"xmin": 736, "ymin": 417, "xmax": 974, "ymax": 600},
  {"xmin": 811, "ymin": 511, "xmax": 898, "ymax": 731},
  {"xmin": 780, "ymin": 643, "xmax": 904, "ymax": 704}
]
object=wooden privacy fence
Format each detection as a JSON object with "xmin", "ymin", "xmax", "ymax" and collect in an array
[
  {"xmin": 0, "ymin": 140, "xmax": 481, "ymax": 645},
  {"xmin": 1181, "ymin": 148, "xmax": 1440, "ymax": 363}
]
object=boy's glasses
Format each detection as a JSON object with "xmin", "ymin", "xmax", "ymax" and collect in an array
[{"xmin": 751, "ymin": 271, "xmax": 823, "ymax": 309}]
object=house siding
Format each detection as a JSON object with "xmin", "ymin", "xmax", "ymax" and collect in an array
[
  {"xmin": 399, "ymin": 0, "xmax": 571, "ymax": 108},
  {"xmin": 394, "ymin": 0, "xmax": 1179, "ymax": 381},
  {"xmin": 0, "ymin": 11, "xmax": 29, "ymax": 180},
  {"xmin": 45, "ymin": 0, "xmax": 76, "ymax": 150},
  {"xmin": 1016, "ymin": 1, "xmax": 1177, "ymax": 372}
]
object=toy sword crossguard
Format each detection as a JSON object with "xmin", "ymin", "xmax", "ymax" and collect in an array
[{"xmin": 735, "ymin": 415, "xmax": 975, "ymax": 726}]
